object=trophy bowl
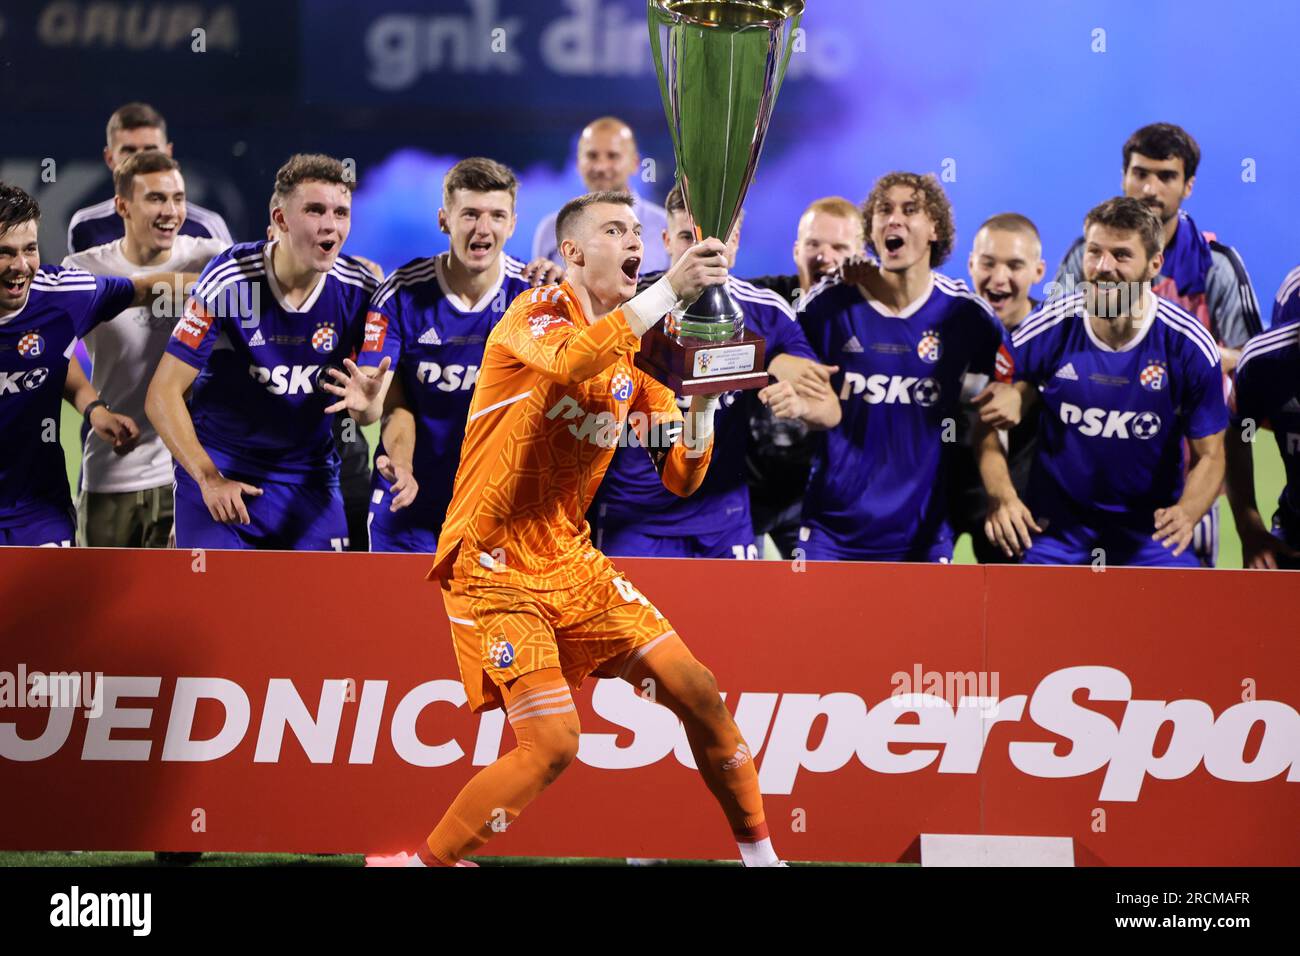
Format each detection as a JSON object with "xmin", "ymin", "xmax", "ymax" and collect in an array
[{"xmin": 636, "ymin": 0, "xmax": 804, "ymax": 395}]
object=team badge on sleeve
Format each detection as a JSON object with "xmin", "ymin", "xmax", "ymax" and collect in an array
[
  {"xmin": 312, "ymin": 322, "xmax": 338, "ymax": 354},
  {"xmin": 362, "ymin": 311, "xmax": 388, "ymax": 352},
  {"xmin": 610, "ymin": 370, "xmax": 633, "ymax": 402},
  {"xmin": 917, "ymin": 329, "xmax": 942, "ymax": 363},
  {"xmin": 528, "ymin": 312, "xmax": 568, "ymax": 338},
  {"xmin": 16, "ymin": 332, "xmax": 44, "ymax": 358},
  {"xmin": 173, "ymin": 300, "xmax": 213, "ymax": 349},
  {"xmin": 1139, "ymin": 360, "xmax": 1167, "ymax": 392},
  {"xmin": 994, "ymin": 343, "xmax": 1014, "ymax": 383}
]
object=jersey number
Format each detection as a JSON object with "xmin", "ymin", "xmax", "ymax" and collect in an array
[{"xmin": 613, "ymin": 577, "xmax": 650, "ymax": 606}]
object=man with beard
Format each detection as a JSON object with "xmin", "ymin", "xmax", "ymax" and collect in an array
[
  {"xmin": 981, "ymin": 198, "xmax": 1227, "ymax": 567},
  {"xmin": 1053, "ymin": 124, "xmax": 1259, "ymax": 566}
]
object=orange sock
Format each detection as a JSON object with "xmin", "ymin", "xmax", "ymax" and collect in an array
[
  {"xmin": 419, "ymin": 669, "xmax": 578, "ymax": 867},
  {"xmin": 620, "ymin": 636, "xmax": 769, "ymax": 850}
]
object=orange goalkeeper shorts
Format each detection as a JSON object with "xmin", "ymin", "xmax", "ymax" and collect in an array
[{"xmin": 440, "ymin": 546, "xmax": 677, "ymax": 712}]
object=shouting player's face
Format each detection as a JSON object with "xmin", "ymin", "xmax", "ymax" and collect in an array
[
  {"xmin": 119, "ymin": 169, "xmax": 187, "ymax": 255},
  {"xmin": 104, "ymin": 126, "xmax": 170, "ymax": 173},
  {"xmin": 1082, "ymin": 223, "xmax": 1163, "ymax": 319},
  {"xmin": 794, "ymin": 211, "xmax": 862, "ymax": 290},
  {"xmin": 277, "ymin": 181, "xmax": 352, "ymax": 273},
  {"xmin": 870, "ymin": 185, "xmax": 936, "ymax": 273},
  {"xmin": 1123, "ymin": 152, "xmax": 1193, "ymax": 226},
  {"xmin": 577, "ymin": 124, "xmax": 638, "ymax": 193},
  {"xmin": 0, "ymin": 219, "xmax": 39, "ymax": 315},
  {"xmin": 440, "ymin": 189, "xmax": 516, "ymax": 274},
  {"xmin": 968, "ymin": 227, "xmax": 1045, "ymax": 327},
  {"xmin": 574, "ymin": 202, "xmax": 643, "ymax": 304}
]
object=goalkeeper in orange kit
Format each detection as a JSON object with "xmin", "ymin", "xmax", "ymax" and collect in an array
[{"xmin": 369, "ymin": 190, "xmax": 783, "ymax": 868}]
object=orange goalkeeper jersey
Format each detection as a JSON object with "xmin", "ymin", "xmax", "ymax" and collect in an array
[{"xmin": 429, "ymin": 281, "xmax": 712, "ymax": 585}]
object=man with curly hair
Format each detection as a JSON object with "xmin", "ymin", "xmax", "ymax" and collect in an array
[{"xmin": 794, "ymin": 172, "xmax": 1010, "ymax": 562}]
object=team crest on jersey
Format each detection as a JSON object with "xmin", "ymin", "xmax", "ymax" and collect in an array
[
  {"xmin": 610, "ymin": 370, "xmax": 633, "ymax": 402},
  {"xmin": 1139, "ymin": 360, "xmax": 1167, "ymax": 392},
  {"xmin": 487, "ymin": 640, "xmax": 516, "ymax": 668},
  {"xmin": 311, "ymin": 323, "xmax": 338, "ymax": 354},
  {"xmin": 916, "ymin": 330, "xmax": 942, "ymax": 363},
  {"xmin": 16, "ymin": 332, "xmax": 44, "ymax": 358}
]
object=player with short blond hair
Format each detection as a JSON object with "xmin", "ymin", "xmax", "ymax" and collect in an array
[{"xmin": 371, "ymin": 190, "xmax": 784, "ymax": 868}]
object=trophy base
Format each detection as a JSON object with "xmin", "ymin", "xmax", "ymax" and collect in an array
[{"xmin": 634, "ymin": 325, "xmax": 769, "ymax": 396}]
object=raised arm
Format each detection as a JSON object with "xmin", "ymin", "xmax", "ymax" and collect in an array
[
  {"xmin": 507, "ymin": 238, "xmax": 730, "ymax": 387},
  {"xmin": 129, "ymin": 271, "xmax": 200, "ymax": 312}
]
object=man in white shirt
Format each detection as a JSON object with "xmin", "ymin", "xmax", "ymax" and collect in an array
[
  {"xmin": 531, "ymin": 116, "xmax": 668, "ymax": 273},
  {"xmin": 63, "ymin": 150, "xmax": 227, "ymax": 547}
]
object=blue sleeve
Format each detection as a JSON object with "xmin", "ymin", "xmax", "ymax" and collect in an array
[
  {"xmin": 164, "ymin": 255, "xmax": 229, "ymax": 369},
  {"xmin": 1272, "ymin": 276, "xmax": 1300, "ymax": 329},
  {"xmin": 764, "ymin": 305, "xmax": 817, "ymax": 363},
  {"xmin": 796, "ymin": 285, "xmax": 838, "ymax": 364},
  {"xmin": 1181, "ymin": 342, "xmax": 1229, "ymax": 440},
  {"xmin": 967, "ymin": 301, "xmax": 1008, "ymax": 377},
  {"xmin": 358, "ymin": 282, "xmax": 404, "ymax": 368},
  {"xmin": 1010, "ymin": 327, "xmax": 1048, "ymax": 385},
  {"xmin": 74, "ymin": 274, "xmax": 136, "ymax": 338},
  {"xmin": 1229, "ymin": 354, "xmax": 1266, "ymax": 426}
]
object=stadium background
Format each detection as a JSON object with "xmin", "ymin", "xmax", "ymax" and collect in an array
[{"xmin": 2, "ymin": 0, "xmax": 1293, "ymax": 563}]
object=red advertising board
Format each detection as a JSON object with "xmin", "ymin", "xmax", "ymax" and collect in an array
[{"xmin": 1, "ymin": 549, "xmax": 1296, "ymax": 865}]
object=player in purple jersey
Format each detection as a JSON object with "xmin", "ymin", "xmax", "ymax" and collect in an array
[
  {"xmin": 1224, "ymin": 268, "xmax": 1300, "ymax": 569},
  {"xmin": 1051, "ymin": 124, "xmax": 1260, "ymax": 567},
  {"xmin": 359, "ymin": 157, "xmax": 560, "ymax": 552},
  {"xmin": 795, "ymin": 172, "xmax": 1010, "ymax": 563},
  {"xmin": 745, "ymin": 197, "xmax": 863, "ymax": 558},
  {"xmin": 146, "ymin": 155, "xmax": 390, "ymax": 552},
  {"xmin": 590, "ymin": 186, "xmax": 840, "ymax": 559},
  {"xmin": 68, "ymin": 103, "xmax": 231, "ymax": 255},
  {"xmin": 0, "ymin": 184, "xmax": 197, "ymax": 546},
  {"xmin": 947, "ymin": 214, "xmax": 1047, "ymax": 564},
  {"xmin": 980, "ymin": 198, "xmax": 1227, "ymax": 567}
]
